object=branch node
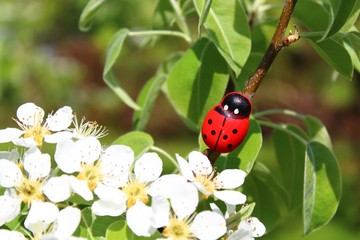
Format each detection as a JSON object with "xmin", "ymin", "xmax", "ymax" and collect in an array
[{"xmin": 283, "ymin": 25, "xmax": 300, "ymax": 47}]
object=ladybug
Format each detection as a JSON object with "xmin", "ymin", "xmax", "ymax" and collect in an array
[{"xmin": 201, "ymin": 92, "xmax": 252, "ymax": 153}]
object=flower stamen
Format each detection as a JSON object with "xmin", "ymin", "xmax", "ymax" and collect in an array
[{"xmin": 122, "ymin": 179, "xmax": 149, "ymax": 208}]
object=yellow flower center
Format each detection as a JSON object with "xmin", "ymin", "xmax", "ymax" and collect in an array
[
  {"xmin": 17, "ymin": 177, "xmax": 44, "ymax": 205},
  {"xmin": 23, "ymin": 125, "xmax": 50, "ymax": 146},
  {"xmin": 162, "ymin": 216, "xmax": 192, "ymax": 240},
  {"xmin": 122, "ymin": 179, "xmax": 149, "ymax": 208},
  {"xmin": 195, "ymin": 173, "xmax": 216, "ymax": 198},
  {"xmin": 77, "ymin": 161, "xmax": 103, "ymax": 191}
]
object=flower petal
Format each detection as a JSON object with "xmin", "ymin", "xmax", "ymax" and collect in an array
[
  {"xmin": 148, "ymin": 174, "xmax": 187, "ymax": 198},
  {"xmin": 46, "ymin": 106, "xmax": 73, "ymax": 131},
  {"xmin": 151, "ymin": 195, "xmax": 170, "ymax": 228},
  {"xmin": 214, "ymin": 190, "xmax": 247, "ymax": 205},
  {"xmin": 100, "ymin": 145, "xmax": 134, "ymax": 187},
  {"xmin": 51, "ymin": 206, "xmax": 81, "ymax": 238},
  {"xmin": 44, "ymin": 131, "xmax": 73, "ymax": 144},
  {"xmin": 69, "ymin": 176, "xmax": 93, "ymax": 201},
  {"xmin": 134, "ymin": 152, "xmax": 162, "ymax": 183},
  {"xmin": 245, "ymin": 217, "xmax": 266, "ymax": 237},
  {"xmin": 74, "ymin": 137, "xmax": 101, "ymax": 164},
  {"xmin": 0, "ymin": 128, "xmax": 23, "ymax": 143},
  {"xmin": 43, "ymin": 175, "xmax": 72, "ymax": 203},
  {"xmin": 190, "ymin": 211, "xmax": 226, "ymax": 240},
  {"xmin": 126, "ymin": 201, "xmax": 156, "ymax": 237},
  {"xmin": 16, "ymin": 103, "xmax": 44, "ymax": 126},
  {"xmin": 213, "ymin": 169, "xmax": 246, "ymax": 189},
  {"xmin": 23, "ymin": 147, "xmax": 51, "ymax": 179},
  {"xmin": 188, "ymin": 151, "xmax": 212, "ymax": 176},
  {"xmin": 92, "ymin": 185, "xmax": 127, "ymax": 216},
  {"xmin": 175, "ymin": 154, "xmax": 195, "ymax": 181},
  {"xmin": 55, "ymin": 139, "xmax": 81, "ymax": 173},
  {"xmin": 0, "ymin": 230, "xmax": 26, "ymax": 240},
  {"xmin": 0, "ymin": 189, "xmax": 21, "ymax": 226},
  {"xmin": 24, "ymin": 201, "xmax": 59, "ymax": 235},
  {"xmin": 170, "ymin": 181, "xmax": 198, "ymax": 220},
  {"xmin": 0, "ymin": 160, "xmax": 22, "ymax": 188}
]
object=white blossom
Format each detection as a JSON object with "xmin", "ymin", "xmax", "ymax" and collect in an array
[
  {"xmin": 24, "ymin": 201, "xmax": 81, "ymax": 239},
  {"xmin": 92, "ymin": 152, "xmax": 163, "ymax": 218},
  {"xmin": 0, "ymin": 103, "xmax": 73, "ymax": 147},
  {"xmin": 176, "ymin": 151, "xmax": 247, "ymax": 205}
]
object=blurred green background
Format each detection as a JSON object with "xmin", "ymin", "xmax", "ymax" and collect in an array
[{"xmin": 0, "ymin": 0, "xmax": 359, "ymax": 239}]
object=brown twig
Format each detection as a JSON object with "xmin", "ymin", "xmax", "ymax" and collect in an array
[
  {"xmin": 244, "ymin": 0, "xmax": 299, "ymax": 98},
  {"xmin": 203, "ymin": 0, "xmax": 299, "ymax": 162}
]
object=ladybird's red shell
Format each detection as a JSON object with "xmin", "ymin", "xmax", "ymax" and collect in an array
[{"xmin": 201, "ymin": 92, "xmax": 252, "ymax": 153}]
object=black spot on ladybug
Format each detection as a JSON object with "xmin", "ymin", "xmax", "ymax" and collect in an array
[
  {"xmin": 203, "ymin": 134, "xmax": 207, "ymax": 139},
  {"xmin": 208, "ymin": 119, "xmax": 213, "ymax": 124},
  {"xmin": 232, "ymin": 129, "xmax": 238, "ymax": 134},
  {"xmin": 227, "ymin": 144, "xmax": 233, "ymax": 149},
  {"xmin": 211, "ymin": 130, "xmax": 216, "ymax": 135},
  {"xmin": 223, "ymin": 135, "xmax": 228, "ymax": 140}
]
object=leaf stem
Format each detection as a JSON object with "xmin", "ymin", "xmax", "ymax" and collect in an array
[
  {"xmin": 244, "ymin": 0, "xmax": 298, "ymax": 97},
  {"xmin": 253, "ymin": 109, "xmax": 304, "ymax": 119},
  {"xmin": 151, "ymin": 146, "xmax": 178, "ymax": 170},
  {"xmin": 256, "ymin": 119, "xmax": 307, "ymax": 145},
  {"xmin": 169, "ymin": 0, "xmax": 192, "ymax": 42},
  {"xmin": 128, "ymin": 30, "xmax": 191, "ymax": 43}
]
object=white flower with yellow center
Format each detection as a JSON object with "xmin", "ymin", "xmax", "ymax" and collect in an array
[
  {"xmin": 0, "ymin": 147, "xmax": 50, "ymax": 204},
  {"xmin": 176, "ymin": 151, "xmax": 247, "ymax": 206},
  {"xmin": 127, "ymin": 195, "xmax": 227, "ymax": 239},
  {"xmin": 210, "ymin": 203, "xmax": 266, "ymax": 240},
  {"xmin": 54, "ymin": 139, "xmax": 135, "ymax": 202},
  {"xmin": 127, "ymin": 174, "xmax": 199, "ymax": 238},
  {"xmin": 0, "ymin": 102, "xmax": 73, "ymax": 147},
  {"xmin": 0, "ymin": 147, "xmax": 51, "ymax": 226},
  {"xmin": 91, "ymin": 152, "xmax": 163, "ymax": 218},
  {"xmin": 24, "ymin": 201, "xmax": 83, "ymax": 240}
]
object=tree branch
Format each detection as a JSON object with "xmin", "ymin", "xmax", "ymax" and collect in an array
[
  {"xmin": 203, "ymin": 0, "xmax": 299, "ymax": 161},
  {"xmin": 244, "ymin": 0, "xmax": 299, "ymax": 98}
]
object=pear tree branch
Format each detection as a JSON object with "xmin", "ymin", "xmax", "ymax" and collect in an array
[
  {"xmin": 203, "ymin": 0, "xmax": 299, "ymax": 162},
  {"xmin": 243, "ymin": 0, "xmax": 299, "ymax": 97}
]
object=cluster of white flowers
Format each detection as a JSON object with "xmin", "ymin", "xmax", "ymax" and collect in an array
[{"xmin": 0, "ymin": 103, "xmax": 266, "ymax": 240}]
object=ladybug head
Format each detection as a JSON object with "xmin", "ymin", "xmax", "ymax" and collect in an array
[{"xmin": 219, "ymin": 92, "xmax": 252, "ymax": 119}]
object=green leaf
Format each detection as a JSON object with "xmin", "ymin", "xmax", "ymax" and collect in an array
[
  {"xmin": 113, "ymin": 131, "xmax": 154, "ymax": 158},
  {"xmin": 340, "ymin": 1, "xmax": 360, "ymax": 32},
  {"xmin": 152, "ymin": 0, "xmax": 175, "ymax": 30},
  {"xmin": 166, "ymin": 38, "xmax": 228, "ymax": 129},
  {"xmin": 304, "ymin": 34, "xmax": 353, "ymax": 79},
  {"xmin": 303, "ymin": 141, "xmax": 342, "ymax": 234},
  {"xmin": 321, "ymin": 0, "xmax": 358, "ymax": 39},
  {"xmin": 193, "ymin": 0, "xmax": 251, "ymax": 76},
  {"xmin": 106, "ymin": 220, "xmax": 162, "ymax": 239},
  {"xmin": 198, "ymin": 0, "xmax": 213, "ymax": 36},
  {"xmin": 133, "ymin": 53, "xmax": 182, "ymax": 131},
  {"xmin": 343, "ymin": 31, "xmax": 360, "ymax": 72},
  {"xmin": 293, "ymin": 0, "xmax": 329, "ymax": 32},
  {"xmin": 79, "ymin": 0, "xmax": 106, "ymax": 31},
  {"xmin": 243, "ymin": 162, "xmax": 288, "ymax": 232},
  {"xmin": 93, "ymin": 215, "xmax": 120, "ymax": 237},
  {"xmin": 133, "ymin": 74, "xmax": 166, "ymax": 131},
  {"xmin": 273, "ymin": 125, "xmax": 306, "ymax": 210},
  {"xmin": 77, "ymin": 207, "xmax": 94, "ymax": 239},
  {"xmin": 303, "ymin": 115, "xmax": 332, "ymax": 149},
  {"xmin": 223, "ymin": 117, "xmax": 262, "ymax": 174},
  {"xmin": 226, "ymin": 202, "xmax": 256, "ymax": 229},
  {"xmin": 103, "ymin": 28, "xmax": 141, "ymax": 110}
]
